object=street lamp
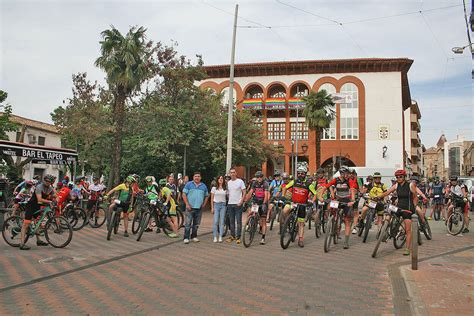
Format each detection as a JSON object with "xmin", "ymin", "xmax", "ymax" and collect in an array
[
  {"xmin": 382, "ymin": 145, "xmax": 388, "ymax": 158},
  {"xmin": 452, "ymin": 43, "xmax": 473, "ymax": 54},
  {"xmin": 291, "ymin": 139, "xmax": 295, "ymax": 177}
]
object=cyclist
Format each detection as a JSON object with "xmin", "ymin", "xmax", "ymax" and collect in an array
[
  {"xmin": 410, "ymin": 174, "xmax": 429, "ymax": 224},
  {"xmin": 105, "ymin": 175, "xmax": 135, "ymax": 237},
  {"xmin": 417, "ymin": 176, "xmax": 429, "ymax": 215},
  {"xmin": 70, "ymin": 177, "xmax": 89, "ymax": 204},
  {"xmin": 321, "ymin": 166, "xmax": 357, "ymax": 249},
  {"xmin": 378, "ymin": 169, "xmax": 417, "ymax": 256},
  {"xmin": 56, "ymin": 182, "xmax": 73, "ymax": 215},
  {"xmin": 268, "ymin": 172, "xmax": 283, "ymax": 223},
  {"xmin": 158, "ymin": 178, "xmax": 179, "ymax": 238},
  {"xmin": 428, "ymin": 176, "xmax": 445, "ymax": 220},
  {"xmin": 244, "ymin": 171, "xmax": 270, "ymax": 245},
  {"xmin": 358, "ymin": 172, "xmax": 386, "ymax": 231},
  {"xmin": 281, "ymin": 166, "xmax": 317, "ymax": 247},
  {"xmin": 310, "ymin": 168, "xmax": 328, "ymax": 222},
  {"xmin": 12, "ymin": 180, "xmax": 34, "ymax": 216},
  {"xmin": 87, "ymin": 177, "xmax": 106, "ymax": 222},
  {"xmin": 446, "ymin": 176, "xmax": 468, "ymax": 233},
  {"xmin": 19, "ymin": 174, "xmax": 57, "ymax": 250}
]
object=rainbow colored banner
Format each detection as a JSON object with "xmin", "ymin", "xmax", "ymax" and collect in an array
[
  {"xmin": 242, "ymin": 99, "xmax": 263, "ymax": 110},
  {"xmin": 288, "ymin": 98, "xmax": 306, "ymax": 108},
  {"xmin": 265, "ymin": 98, "xmax": 286, "ymax": 110}
]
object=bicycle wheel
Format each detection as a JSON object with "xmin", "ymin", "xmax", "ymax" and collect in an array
[
  {"xmin": 44, "ymin": 216, "xmax": 73, "ymax": 248},
  {"xmin": 314, "ymin": 210, "xmax": 321, "ymax": 239},
  {"xmin": 324, "ymin": 216, "xmax": 334, "ymax": 253},
  {"xmin": 433, "ymin": 207, "xmax": 440, "ymax": 221},
  {"xmin": 280, "ymin": 214, "xmax": 295, "ymax": 249},
  {"xmin": 2, "ymin": 216, "xmax": 24, "ymax": 247},
  {"xmin": 306, "ymin": 208, "xmax": 312, "ymax": 230},
  {"xmin": 131, "ymin": 210, "xmax": 142, "ymax": 235},
  {"xmin": 446, "ymin": 211, "xmax": 464, "ymax": 236},
  {"xmin": 89, "ymin": 206, "xmax": 106, "ymax": 228},
  {"xmin": 321, "ymin": 211, "xmax": 328, "ymax": 234},
  {"xmin": 176, "ymin": 209, "xmax": 184, "ymax": 229},
  {"xmin": 269, "ymin": 206, "xmax": 278, "ymax": 231},
  {"xmin": 243, "ymin": 216, "xmax": 256, "ymax": 248},
  {"xmin": 421, "ymin": 217, "xmax": 432, "ymax": 240},
  {"xmin": 362, "ymin": 212, "xmax": 373, "ymax": 243},
  {"xmin": 63, "ymin": 207, "xmax": 78, "ymax": 229},
  {"xmin": 417, "ymin": 227, "xmax": 423, "ymax": 246},
  {"xmin": 334, "ymin": 215, "xmax": 341, "ymax": 245},
  {"xmin": 136, "ymin": 212, "xmax": 150, "ymax": 242},
  {"xmin": 393, "ymin": 220, "xmax": 406, "ymax": 249},
  {"xmin": 113, "ymin": 213, "xmax": 120, "ymax": 234},
  {"xmin": 107, "ymin": 211, "xmax": 117, "ymax": 240},
  {"xmin": 372, "ymin": 220, "xmax": 389, "ymax": 258}
]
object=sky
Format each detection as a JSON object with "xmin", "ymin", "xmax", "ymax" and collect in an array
[{"xmin": 1, "ymin": 0, "xmax": 473, "ymax": 147}]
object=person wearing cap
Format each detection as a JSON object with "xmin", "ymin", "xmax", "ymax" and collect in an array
[
  {"xmin": 358, "ymin": 172, "xmax": 387, "ymax": 233},
  {"xmin": 378, "ymin": 169, "xmax": 418, "ymax": 256},
  {"xmin": 105, "ymin": 175, "xmax": 136, "ymax": 237},
  {"xmin": 446, "ymin": 176, "xmax": 468, "ymax": 233},
  {"xmin": 244, "ymin": 171, "xmax": 270, "ymax": 245},
  {"xmin": 321, "ymin": 166, "xmax": 357, "ymax": 249},
  {"xmin": 268, "ymin": 172, "xmax": 283, "ymax": 224},
  {"xmin": 281, "ymin": 166, "xmax": 317, "ymax": 247}
]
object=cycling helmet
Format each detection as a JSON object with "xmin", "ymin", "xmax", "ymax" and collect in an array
[
  {"xmin": 274, "ymin": 172, "xmax": 281, "ymax": 177},
  {"xmin": 255, "ymin": 171, "xmax": 264, "ymax": 178},
  {"xmin": 350, "ymin": 168, "xmax": 357, "ymax": 175},
  {"xmin": 56, "ymin": 182, "xmax": 63, "ymax": 188},
  {"xmin": 366, "ymin": 175, "xmax": 373, "ymax": 181},
  {"xmin": 394, "ymin": 169, "xmax": 407, "ymax": 177},
  {"xmin": 391, "ymin": 177, "xmax": 396, "ymax": 182},
  {"xmin": 145, "ymin": 176, "xmax": 154, "ymax": 182},
  {"xmin": 449, "ymin": 176, "xmax": 458, "ymax": 181},
  {"xmin": 282, "ymin": 172, "xmax": 289, "ymax": 179},
  {"xmin": 373, "ymin": 172, "xmax": 382, "ymax": 178},
  {"xmin": 339, "ymin": 166, "xmax": 349, "ymax": 174},
  {"xmin": 410, "ymin": 175, "xmax": 420, "ymax": 183},
  {"xmin": 317, "ymin": 168, "xmax": 325, "ymax": 174},
  {"xmin": 297, "ymin": 166, "xmax": 307, "ymax": 173},
  {"xmin": 68, "ymin": 182, "xmax": 74, "ymax": 189},
  {"xmin": 33, "ymin": 175, "xmax": 41, "ymax": 180},
  {"xmin": 159, "ymin": 178, "xmax": 167, "ymax": 186},
  {"xmin": 132, "ymin": 174, "xmax": 139, "ymax": 180},
  {"xmin": 43, "ymin": 174, "xmax": 55, "ymax": 183},
  {"xmin": 126, "ymin": 175, "xmax": 136, "ymax": 183}
]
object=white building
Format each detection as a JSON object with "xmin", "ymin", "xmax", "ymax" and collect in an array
[
  {"xmin": 4, "ymin": 114, "xmax": 69, "ymax": 180},
  {"xmin": 198, "ymin": 58, "xmax": 415, "ymax": 179}
]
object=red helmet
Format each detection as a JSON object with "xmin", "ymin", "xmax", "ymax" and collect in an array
[
  {"xmin": 394, "ymin": 169, "xmax": 407, "ymax": 177},
  {"xmin": 56, "ymin": 182, "xmax": 64, "ymax": 188}
]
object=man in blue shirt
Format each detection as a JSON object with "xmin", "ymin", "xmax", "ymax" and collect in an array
[{"xmin": 182, "ymin": 171, "xmax": 209, "ymax": 244}]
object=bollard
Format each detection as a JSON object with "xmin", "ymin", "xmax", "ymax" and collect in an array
[{"xmin": 411, "ymin": 213, "xmax": 418, "ymax": 270}]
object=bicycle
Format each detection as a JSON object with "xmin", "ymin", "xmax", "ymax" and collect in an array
[
  {"xmin": 418, "ymin": 213, "xmax": 432, "ymax": 240},
  {"xmin": 62, "ymin": 199, "xmax": 88, "ymax": 231},
  {"xmin": 106, "ymin": 200, "xmax": 125, "ymax": 240},
  {"xmin": 269, "ymin": 199, "xmax": 283, "ymax": 231},
  {"xmin": 314, "ymin": 200, "xmax": 327, "ymax": 239},
  {"xmin": 323, "ymin": 200, "xmax": 348, "ymax": 253},
  {"xmin": 357, "ymin": 196, "xmax": 382, "ymax": 243},
  {"xmin": 305, "ymin": 200, "xmax": 314, "ymax": 230},
  {"xmin": 137, "ymin": 199, "xmax": 173, "ymax": 242},
  {"xmin": 242, "ymin": 203, "xmax": 261, "ymax": 248},
  {"xmin": 431, "ymin": 194, "xmax": 444, "ymax": 221},
  {"xmin": 2, "ymin": 205, "xmax": 73, "ymax": 248},
  {"xmin": 87, "ymin": 196, "xmax": 107, "ymax": 228},
  {"xmin": 446, "ymin": 194, "xmax": 465, "ymax": 236},
  {"xmin": 280, "ymin": 203, "xmax": 305, "ymax": 249}
]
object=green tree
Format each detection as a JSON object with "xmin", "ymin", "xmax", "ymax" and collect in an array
[
  {"xmin": 95, "ymin": 26, "xmax": 159, "ymax": 186},
  {"xmin": 302, "ymin": 90, "xmax": 335, "ymax": 169}
]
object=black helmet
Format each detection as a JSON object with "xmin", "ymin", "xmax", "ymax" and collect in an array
[
  {"xmin": 43, "ymin": 174, "xmax": 55, "ymax": 183},
  {"xmin": 449, "ymin": 176, "xmax": 458, "ymax": 181},
  {"xmin": 255, "ymin": 171, "xmax": 264, "ymax": 178},
  {"xmin": 317, "ymin": 168, "xmax": 325, "ymax": 174},
  {"xmin": 339, "ymin": 166, "xmax": 349, "ymax": 174}
]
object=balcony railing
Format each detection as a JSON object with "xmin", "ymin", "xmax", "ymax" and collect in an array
[
  {"xmin": 242, "ymin": 98, "xmax": 264, "ymax": 110},
  {"xmin": 265, "ymin": 98, "xmax": 286, "ymax": 110},
  {"xmin": 242, "ymin": 98, "xmax": 306, "ymax": 110}
]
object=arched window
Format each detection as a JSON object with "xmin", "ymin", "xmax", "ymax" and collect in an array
[
  {"xmin": 221, "ymin": 87, "xmax": 237, "ymax": 108},
  {"xmin": 340, "ymin": 82, "xmax": 359, "ymax": 140},
  {"xmin": 318, "ymin": 83, "xmax": 336, "ymax": 140},
  {"xmin": 245, "ymin": 85, "xmax": 264, "ymax": 99},
  {"xmin": 268, "ymin": 84, "xmax": 286, "ymax": 98},
  {"xmin": 290, "ymin": 83, "xmax": 309, "ymax": 98}
]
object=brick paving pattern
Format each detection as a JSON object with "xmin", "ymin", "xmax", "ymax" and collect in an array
[{"xmin": 0, "ymin": 212, "xmax": 473, "ymax": 315}]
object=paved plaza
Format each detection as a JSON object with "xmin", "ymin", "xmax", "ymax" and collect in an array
[{"xmin": 0, "ymin": 212, "xmax": 473, "ymax": 315}]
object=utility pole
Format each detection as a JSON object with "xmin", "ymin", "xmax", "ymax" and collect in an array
[
  {"xmin": 226, "ymin": 4, "xmax": 238, "ymax": 173},
  {"xmin": 183, "ymin": 145, "xmax": 187, "ymax": 178},
  {"xmin": 294, "ymin": 86, "xmax": 300, "ymax": 178}
]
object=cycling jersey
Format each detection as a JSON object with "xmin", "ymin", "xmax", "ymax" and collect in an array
[
  {"xmin": 368, "ymin": 183, "xmax": 387, "ymax": 201},
  {"xmin": 281, "ymin": 183, "xmax": 293, "ymax": 201},
  {"xmin": 145, "ymin": 184, "xmax": 159, "ymax": 201},
  {"xmin": 160, "ymin": 186, "xmax": 176, "ymax": 215},
  {"xmin": 25, "ymin": 183, "xmax": 55, "ymax": 220},
  {"xmin": 325, "ymin": 177, "xmax": 356, "ymax": 201},
  {"xmin": 417, "ymin": 183, "xmax": 428, "ymax": 195},
  {"xmin": 285, "ymin": 178, "xmax": 316, "ymax": 204},
  {"xmin": 250, "ymin": 180, "xmax": 269, "ymax": 204},
  {"xmin": 112, "ymin": 183, "xmax": 132, "ymax": 203},
  {"xmin": 89, "ymin": 183, "xmax": 106, "ymax": 201},
  {"xmin": 56, "ymin": 187, "xmax": 72, "ymax": 206},
  {"xmin": 431, "ymin": 183, "xmax": 444, "ymax": 196},
  {"xmin": 270, "ymin": 179, "xmax": 283, "ymax": 198}
]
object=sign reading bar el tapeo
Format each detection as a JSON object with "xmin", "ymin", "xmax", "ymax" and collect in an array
[{"xmin": 0, "ymin": 141, "xmax": 77, "ymax": 165}]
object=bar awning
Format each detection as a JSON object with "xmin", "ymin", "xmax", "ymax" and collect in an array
[{"xmin": 0, "ymin": 140, "xmax": 78, "ymax": 165}]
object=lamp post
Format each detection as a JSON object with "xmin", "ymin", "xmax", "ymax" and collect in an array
[
  {"xmin": 451, "ymin": 43, "xmax": 473, "ymax": 54},
  {"xmin": 291, "ymin": 139, "xmax": 295, "ymax": 177}
]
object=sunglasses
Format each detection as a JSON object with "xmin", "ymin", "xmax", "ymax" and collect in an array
[
  {"xmin": 396, "ymin": 176, "xmax": 405, "ymax": 179},
  {"xmin": 257, "ymin": 175, "xmax": 263, "ymax": 178}
]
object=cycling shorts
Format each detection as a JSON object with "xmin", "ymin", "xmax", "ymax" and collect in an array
[
  {"xmin": 295, "ymin": 204, "xmax": 306, "ymax": 222},
  {"xmin": 258, "ymin": 204, "xmax": 268, "ymax": 218},
  {"xmin": 114, "ymin": 202, "xmax": 131, "ymax": 213},
  {"xmin": 163, "ymin": 204, "xmax": 177, "ymax": 216},
  {"xmin": 24, "ymin": 204, "xmax": 42, "ymax": 221},
  {"xmin": 433, "ymin": 197, "xmax": 444, "ymax": 205},
  {"xmin": 400, "ymin": 209, "xmax": 413, "ymax": 220}
]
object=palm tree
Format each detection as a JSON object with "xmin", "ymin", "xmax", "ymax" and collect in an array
[
  {"xmin": 95, "ymin": 26, "xmax": 150, "ymax": 186},
  {"xmin": 302, "ymin": 90, "xmax": 336, "ymax": 169}
]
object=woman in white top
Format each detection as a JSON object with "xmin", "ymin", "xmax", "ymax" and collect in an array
[{"xmin": 211, "ymin": 175, "xmax": 227, "ymax": 242}]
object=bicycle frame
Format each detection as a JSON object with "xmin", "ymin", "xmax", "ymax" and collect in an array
[{"xmin": 27, "ymin": 206, "xmax": 54, "ymax": 236}]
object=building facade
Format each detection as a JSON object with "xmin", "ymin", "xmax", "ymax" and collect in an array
[
  {"xmin": 199, "ymin": 58, "xmax": 414, "ymax": 178},
  {"xmin": 5, "ymin": 114, "xmax": 66, "ymax": 180},
  {"xmin": 404, "ymin": 100, "xmax": 423, "ymax": 174}
]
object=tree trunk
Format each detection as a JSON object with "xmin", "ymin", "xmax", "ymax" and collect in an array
[
  {"xmin": 111, "ymin": 91, "xmax": 126, "ymax": 187},
  {"xmin": 316, "ymin": 128, "xmax": 322, "ymax": 169}
]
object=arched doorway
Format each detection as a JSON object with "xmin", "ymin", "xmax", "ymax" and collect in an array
[{"xmin": 321, "ymin": 156, "xmax": 356, "ymax": 177}]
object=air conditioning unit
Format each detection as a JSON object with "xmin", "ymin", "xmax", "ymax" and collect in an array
[{"xmin": 27, "ymin": 134, "xmax": 37, "ymax": 144}]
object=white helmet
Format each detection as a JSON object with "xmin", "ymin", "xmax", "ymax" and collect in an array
[{"xmin": 297, "ymin": 166, "xmax": 307, "ymax": 173}]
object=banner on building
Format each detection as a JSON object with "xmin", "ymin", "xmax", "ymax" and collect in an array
[
  {"xmin": 330, "ymin": 93, "xmax": 353, "ymax": 104},
  {"xmin": 0, "ymin": 140, "xmax": 78, "ymax": 163}
]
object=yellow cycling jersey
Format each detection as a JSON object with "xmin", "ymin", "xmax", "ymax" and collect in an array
[{"xmin": 368, "ymin": 183, "xmax": 387, "ymax": 201}]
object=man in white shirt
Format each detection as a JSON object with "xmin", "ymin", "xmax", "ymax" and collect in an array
[{"xmin": 226, "ymin": 168, "xmax": 246, "ymax": 244}]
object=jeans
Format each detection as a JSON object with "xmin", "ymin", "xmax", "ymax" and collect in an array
[
  {"xmin": 184, "ymin": 208, "xmax": 202, "ymax": 240},
  {"xmin": 212, "ymin": 202, "xmax": 227, "ymax": 238},
  {"xmin": 227, "ymin": 204, "xmax": 242, "ymax": 239}
]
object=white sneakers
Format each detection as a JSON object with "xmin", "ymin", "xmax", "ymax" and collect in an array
[
  {"xmin": 183, "ymin": 238, "xmax": 190, "ymax": 244},
  {"xmin": 192, "ymin": 237, "xmax": 200, "ymax": 243},
  {"xmin": 218, "ymin": 236, "xmax": 223, "ymax": 243},
  {"xmin": 213, "ymin": 237, "xmax": 218, "ymax": 243}
]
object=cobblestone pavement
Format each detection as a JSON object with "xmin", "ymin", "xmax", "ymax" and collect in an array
[{"xmin": 0, "ymin": 212, "xmax": 473, "ymax": 315}]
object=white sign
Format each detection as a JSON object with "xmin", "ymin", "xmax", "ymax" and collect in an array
[
  {"xmin": 330, "ymin": 93, "xmax": 352, "ymax": 104},
  {"xmin": 379, "ymin": 125, "xmax": 390, "ymax": 140}
]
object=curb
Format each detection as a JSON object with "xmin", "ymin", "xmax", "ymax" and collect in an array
[{"xmin": 388, "ymin": 244, "xmax": 474, "ymax": 316}]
